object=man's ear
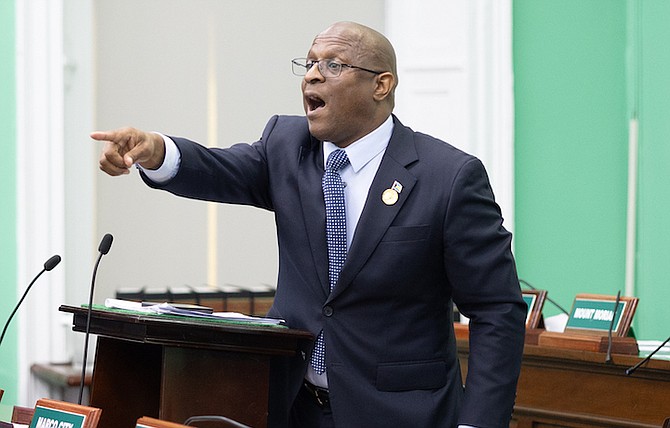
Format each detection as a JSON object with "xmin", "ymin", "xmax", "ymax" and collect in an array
[{"xmin": 373, "ymin": 72, "xmax": 395, "ymax": 102}]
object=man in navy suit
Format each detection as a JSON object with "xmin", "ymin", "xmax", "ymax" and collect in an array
[{"xmin": 94, "ymin": 21, "xmax": 526, "ymax": 428}]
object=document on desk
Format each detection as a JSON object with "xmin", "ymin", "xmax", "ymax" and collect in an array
[{"xmin": 103, "ymin": 298, "xmax": 285, "ymax": 326}]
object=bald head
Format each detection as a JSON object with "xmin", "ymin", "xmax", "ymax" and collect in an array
[
  {"xmin": 318, "ymin": 22, "xmax": 397, "ymax": 77},
  {"xmin": 313, "ymin": 22, "xmax": 398, "ymax": 103}
]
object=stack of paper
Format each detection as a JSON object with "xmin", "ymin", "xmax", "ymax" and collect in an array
[{"xmin": 104, "ymin": 298, "xmax": 285, "ymax": 326}]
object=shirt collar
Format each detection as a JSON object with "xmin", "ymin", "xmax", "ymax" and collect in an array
[{"xmin": 323, "ymin": 115, "xmax": 394, "ymax": 173}]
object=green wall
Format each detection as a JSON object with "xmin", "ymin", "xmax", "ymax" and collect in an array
[
  {"xmin": 635, "ymin": 0, "xmax": 670, "ymax": 341},
  {"xmin": 0, "ymin": 0, "xmax": 18, "ymax": 416},
  {"xmin": 514, "ymin": 0, "xmax": 669, "ymax": 340}
]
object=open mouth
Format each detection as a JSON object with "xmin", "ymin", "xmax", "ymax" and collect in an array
[{"xmin": 306, "ymin": 94, "xmax": 326, "ymax": 112}]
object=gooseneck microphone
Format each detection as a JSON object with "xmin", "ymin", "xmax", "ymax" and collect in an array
[
  {"xmin": 0, "ymin": 255, "xmax": 61, "ymax": 347},
  {"xmin": 519, "ymin": 279, "xmax": 570, "ymax": 315},
  {"xmin": 625, "ymin": 335, "xmax": 670, "ymax": 375},
  {"xmin": 78, "ymin": 233, "xmax": 113, "ymax": 405}
]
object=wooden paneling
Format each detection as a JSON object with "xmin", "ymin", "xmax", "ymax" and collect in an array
[
  {"xmin": 458, "ymin": 339, "xmax": 670, "ymax": 427},
  {"xmin": 61, "ymin": 305, "xmax": 312, "ymax": 428}
]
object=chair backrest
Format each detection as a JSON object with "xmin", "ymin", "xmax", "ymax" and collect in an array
[
  {"xmin": 662, "ymin": 417, "xmax": 669, "ymax": 428},
  {"xmin": 11, "ymin": 405, "xmax": 34, "ymax": 425},
  {"xmin": 136, "ymin": 416, "xmax": 190, "ymax": 428},
  {"xmin": 183, "ymin": 415, "xmax": 251, "ymax": 428}
]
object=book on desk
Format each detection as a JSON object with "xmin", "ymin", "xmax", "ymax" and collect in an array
[{"xmin": 114, "ymin": 284, "xmax": 276, "ymax": 317}]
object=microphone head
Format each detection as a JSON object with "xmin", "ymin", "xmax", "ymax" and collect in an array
[
  {"xmin": 98, "ymin": 233, "xmax": 114, "ymax": 255},
  {"xmin": 44, "ymin": 255, "xmax": 62, "ymax": 271}
]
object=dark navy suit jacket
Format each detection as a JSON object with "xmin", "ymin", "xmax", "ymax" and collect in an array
[{"xmin": 143, "ymin": 115, "xmax": 526, "ymax": 428}]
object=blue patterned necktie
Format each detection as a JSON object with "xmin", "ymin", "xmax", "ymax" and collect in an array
[{"xmin": 311, "ymin": 149, "xmax": 350, "ymax": 375}]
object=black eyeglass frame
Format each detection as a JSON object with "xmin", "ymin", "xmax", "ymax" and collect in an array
[{"xmin": 291, "ymin": 58, "xmax": 384, "ymax": 77}]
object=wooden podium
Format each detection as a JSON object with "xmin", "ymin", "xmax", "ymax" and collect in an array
[{"xmin": 60, "ymin": 305, "xmax": 313, "ymax": 428}]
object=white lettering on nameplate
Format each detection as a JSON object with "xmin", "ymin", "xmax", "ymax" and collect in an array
[
  {"xmin": 35, "ymin": 417, "xmax": 74, "ymax": 428},
  {"xmin": 573, "ymin": 308, "xmax": 596, "ymax": 319}
]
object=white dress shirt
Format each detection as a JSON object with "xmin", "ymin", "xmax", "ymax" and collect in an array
[{"xmin": 305, "ymin": 115, "xmax": 393, "ymax": 387}]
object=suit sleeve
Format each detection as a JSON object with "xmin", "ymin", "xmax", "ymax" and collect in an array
[
  {"xmin": 139, "ymin": 116, "xmax": 282, "ymax": 211},
  {"xmin": 444, "ymin": 158, "xmax": 526, "ymax": 428}
]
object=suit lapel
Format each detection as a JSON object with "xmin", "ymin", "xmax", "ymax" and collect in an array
[
  {"xmin": 297, "ymin": 138, "xmax": 330, "ymax": 296},
  {"xmin": 330, "ymin": 118, "xmax": 418, "ymax": 301}
]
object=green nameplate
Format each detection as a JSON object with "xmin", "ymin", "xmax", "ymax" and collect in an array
[
  {"xmin": 30, "ymin": 406, "xmax": 86, "ymax": 428},
  {"xmin": 522, "ymin": 294, "xmax": 536, "ymax": 312},
  {"xmin": 566, "ymin": 298, "xmax": 626, "ymax": 332}
]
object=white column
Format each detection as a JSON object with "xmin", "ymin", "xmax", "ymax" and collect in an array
[
  {"xmin": 15, "ymin": 0, "xmax": 68, "ymax": 405},
  {"xmin": 386, "ymin": 0, "xmax": 515, "ymax": 232}
]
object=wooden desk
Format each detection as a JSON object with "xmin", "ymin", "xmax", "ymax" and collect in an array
[
  {"xmin": 60, "ymin": 305, "xmax": 312, "ymax": 428},
  {"xmin": 457, "ymin": 339, "xmax": 670, "ymax": 427}
]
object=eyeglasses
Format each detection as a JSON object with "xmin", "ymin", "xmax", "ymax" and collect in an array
[{"xmin": 291, "ymin": 58, "xmax": 383, "ymax": 78}]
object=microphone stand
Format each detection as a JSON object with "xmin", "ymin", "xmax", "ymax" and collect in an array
[
  {"xmin": 605, "ymin": 290, "xmax": 621, "ymax": 364},
  {"xmin": 0, "ymin": 255, "xmax": 61, "ymax": 347},
  {"xmin": 78, "ymin": 234, "xmax": 113, "ymax": 405},
  {"xmin": 625, "ymin": 335, "xmax": 670, "ymax": 375},
  {"xmin": 519, "ymin": 279, "xmax": 570, "ymax": 315}
]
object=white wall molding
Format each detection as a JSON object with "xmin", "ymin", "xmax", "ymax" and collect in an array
[
  {"xmin": 386, "ymin": 0, "xmax": 515, "ymax": 232},
  {"xmin": 15, "ymin": 0, "xmax": 68, "ymax": 405}
]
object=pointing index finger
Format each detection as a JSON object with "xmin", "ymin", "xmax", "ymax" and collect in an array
[{"xmin": 91, "ymin": 130, "xmax": 119, "ymax": 143}]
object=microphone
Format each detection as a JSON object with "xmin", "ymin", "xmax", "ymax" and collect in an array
[
  {"xmin": 519, "ymin": 279, "xmax": 570, "ymax": 315},
  {"xmin": 78, "ymin": 233, "xmax": 113, "ymax": 405},
  {"xmin": 625, "ymin": 335, "xmax": 670, "ymax": 375},
  {"xmin": 605, "ymin": 290, "xmax": 621, "ymax": 364},
  {"xmin": 45, "ymin": 255, "xmax": 62, "ymax": 271},
  {"xmin": 0, "ymin": 255, "xmax": 61, "ymax": 347},
  {"xmin": 98, "ymin": 233, "xmax": 113, "ymax": 255}
]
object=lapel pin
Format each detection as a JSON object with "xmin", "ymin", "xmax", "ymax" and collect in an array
[
  {"xmin": 382, "ymin": 188, "xmax": 399, "ymax": 206},
  {"xmin": 382, "ymin": 180, "xmax": 403, "ymax": 206}
]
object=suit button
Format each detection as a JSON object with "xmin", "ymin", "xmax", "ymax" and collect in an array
[{"xmin": 323, "ymin": 306, "xmax": 334, "ymax": 317}]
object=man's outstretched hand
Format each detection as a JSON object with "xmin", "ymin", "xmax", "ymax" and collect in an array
[{"xmin": 91, "ymin": 127, "xmax": 165, "ymax": 176}]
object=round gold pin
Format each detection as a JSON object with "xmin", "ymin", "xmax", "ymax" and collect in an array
[{"xmin": 382, "ymin": 189, "xmax": 399, "ymax": 206}]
